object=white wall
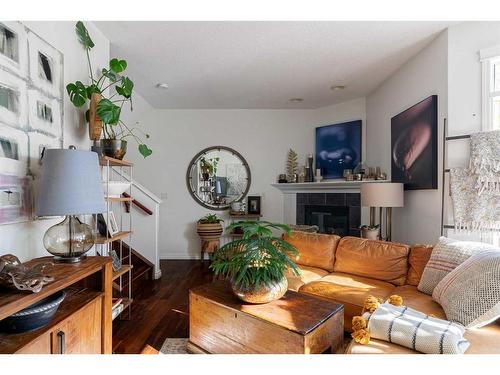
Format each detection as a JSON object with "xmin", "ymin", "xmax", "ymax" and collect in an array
[
  {"xmin": 125, "ymin": 100, "xmax": 365, "ymax": 259},
  {"xmin": 130, "ymin": 109, "xmax": 312, "ymax": 259},
  {"xmin": 0, "ymin": 21, "xmax": 109, "ymax": 261},
  {"xmin": 448, "ymin": 22, "xmax": 500, "ymax": 136},
  {"xmin": 365, "ymin": 30, "xmax": 449, "ymax": 246},
  {"xmin": 314, "ymin": 98, "xmax": 367, "ymax": 162}
]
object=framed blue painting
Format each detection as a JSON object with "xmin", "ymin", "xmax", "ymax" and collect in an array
[{"xmin": 315, "ymin": 120, "xmax": 362, "ymax": 179}]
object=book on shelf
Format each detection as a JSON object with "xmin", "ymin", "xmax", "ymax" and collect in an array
[
  {"xmin": 112, "ymin": 303, "xmax": 124, "ymax": 320},
  {"xmin": 112, "ymin": 298, "xmax": 123, "ymax": 310}
]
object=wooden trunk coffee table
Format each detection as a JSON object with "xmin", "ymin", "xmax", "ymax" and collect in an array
[{"xmin": 188, "ymin": 282, "xmax": 344, "ymax": 354}]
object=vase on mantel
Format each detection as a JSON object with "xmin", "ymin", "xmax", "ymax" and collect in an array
[{"xmin": 306, "ymin": 154, "xmax": 314, "ymax": 182}]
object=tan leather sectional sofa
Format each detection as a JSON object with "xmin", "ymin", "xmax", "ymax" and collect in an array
[{"xmin": 283, "ymin": 232, "xmax": 500, "ymax": 354}]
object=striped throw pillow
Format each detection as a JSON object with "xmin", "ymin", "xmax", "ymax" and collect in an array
[
  {"xmin": 365, "ymin": 303, "xmax": 469, "ymax": 354},
  {"xmin": 433, "ymin": 250, "xmax": 500, "ymax": 328},
  {"xmin": 418, "ymin": 237, "xmax": 498, "ymax": 295}
]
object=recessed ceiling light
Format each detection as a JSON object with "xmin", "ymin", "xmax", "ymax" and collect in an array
[
  {"xmin": 331, "ymin": 85, "xmax": 346, "ymax": 91},
  {"xmin": 289, "ymin": 98, "xmax": 304, "ymax": 103},
  {"xmin": 156, "ymin": 83, "xmax": 169, "ymax": 89}
]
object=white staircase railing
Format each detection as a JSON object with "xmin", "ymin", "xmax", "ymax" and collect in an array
[{"xmin": 106, "ymin": 168, "xmax": 162, "ymax": 279}]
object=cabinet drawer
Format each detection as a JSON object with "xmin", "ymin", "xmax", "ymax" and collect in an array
[
  {"xmin": 51, "ymin": 296, "xmax": 102, "ymax": 354},
  {"xmin": 16, "ymin": 333, "xmax": 51, "ymax": 354}
]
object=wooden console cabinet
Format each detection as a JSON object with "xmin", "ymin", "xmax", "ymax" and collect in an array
[{"xmin": 0, "ymin": 257, "xmax": 112, "ymax": 354}]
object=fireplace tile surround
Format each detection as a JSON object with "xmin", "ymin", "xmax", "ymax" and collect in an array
[{"xmin": 296, "ymin": 193, "xmax": 361, "ymax": 237}]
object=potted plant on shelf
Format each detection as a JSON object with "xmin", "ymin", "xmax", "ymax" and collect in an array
[
  {"xmin": 196, "ymin": 213, "xmax": 224, "ymax": 243},
  {"xmin": 210, "ymin": 221, "xmax": 300, "ymax": 304},
  {"xmin": 360, "ymin": 224, "xmax": 380, "ymax": 240},
  {"xmin": 66, "ymin": 21, "xmax": 152, "ymax": 159}
]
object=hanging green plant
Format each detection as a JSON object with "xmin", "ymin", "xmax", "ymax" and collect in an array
[{"xmin": 66, "ymin": 21, "xmax": 152, "ymax": 158}]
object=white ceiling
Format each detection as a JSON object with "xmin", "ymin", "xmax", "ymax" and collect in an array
[{"xmin": 95, "ymin": 21, "xmax": 453, "ymax": 109}]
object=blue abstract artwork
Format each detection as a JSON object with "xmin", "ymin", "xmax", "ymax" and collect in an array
[{"xmin": 315, "ymin": 120, "xmax": 362, "ymax": 179}]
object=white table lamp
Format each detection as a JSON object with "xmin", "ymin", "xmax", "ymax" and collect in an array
[{"xmin": 361, "ymin": 182, "xmax": 404, "ymax": 241}]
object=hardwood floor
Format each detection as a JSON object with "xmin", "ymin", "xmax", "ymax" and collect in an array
[{"xmin": 112, "ymin": 260, "xmax": 213, "ymax": 354}]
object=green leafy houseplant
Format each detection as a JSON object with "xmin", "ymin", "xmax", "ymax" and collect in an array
[
  {"xmin": 359, "ymin": 224, "xmax": 380, "ymax": 230},
  {"xmin": 360, "ymin": 224, "xmax": 380, "ymax": 240},
  {"xmin": 66, "ymin": 21, "xmax": 152, "ymax": 158},
  {"xmin": 198, "ymin": 214, "xmax": 224, "ymax": 224},
  {"xmin": 210, "ymin": 221, "xmax": 300, "ymax": 301}
]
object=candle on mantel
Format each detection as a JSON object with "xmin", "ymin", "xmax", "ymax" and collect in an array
[{"xmin": 315, "ymin": 168, "xmax": 322, "ymax": 182}]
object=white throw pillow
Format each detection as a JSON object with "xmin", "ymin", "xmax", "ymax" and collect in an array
[
  {"xmin": 433, "ymin": 249, "xmax": 500, "ymax": 328},
  {"xmin": 418, "ymin": 236, "xmax": 498, "ymax": 295}
]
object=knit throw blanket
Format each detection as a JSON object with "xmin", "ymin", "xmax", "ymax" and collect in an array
[
  {"xmin": 364, "ymin": 303, "xmax": 469, "ymax": 354},
  {"xmin": 450, "ymin": 130, "xmax": 500, "ymax": 232},
  {"xmin": 470, "ymin": 130, "xmax": 500, "ymax": 194}
]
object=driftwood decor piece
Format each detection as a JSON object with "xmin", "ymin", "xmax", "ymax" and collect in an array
[
  {"xmin": 0, "ymin": 254, "xmax": 54, "ymax": 293},
  {"xmin": 286, "ymin": 149, "xmax": 298, "ymax": 182}
]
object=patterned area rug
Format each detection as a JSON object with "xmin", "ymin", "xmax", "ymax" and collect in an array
[
  {"xmin": 160, "ymin": 338, "xmax": 189, "ymax": 354},
  {"xmin": 160, "ymin": 337, "xmax": 351, "ymax": 354}
]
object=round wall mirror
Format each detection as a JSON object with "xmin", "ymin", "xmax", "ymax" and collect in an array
[{"xmin": 186, "ymin": 146, "xmax": 251, "ymax": 210}]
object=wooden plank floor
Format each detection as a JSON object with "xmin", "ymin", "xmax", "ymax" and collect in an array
[{"xmin": 112, "ymin": 260, "xmax": 213, "ymax": 354}]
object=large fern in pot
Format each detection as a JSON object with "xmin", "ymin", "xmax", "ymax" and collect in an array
[{"xmin": 210, "ymin": 221, "xmax": 300, "ymax": 303}]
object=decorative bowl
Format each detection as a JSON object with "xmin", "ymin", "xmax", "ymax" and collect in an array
[
  {"xmin": 0, "ymin": 290, "xmax": 66, "ymax": 333},
  {"xmin": 230, "ymin": 277, "xmax": 288, "ymax": 304},
  {"xmin": 101, "ymin": 139, "xmax": 127, "ymax": 160}
]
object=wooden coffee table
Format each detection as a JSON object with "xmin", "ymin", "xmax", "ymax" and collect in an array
[{"xmin": 188, "ymin": 282, "xmax": 344, "ymax": 354}]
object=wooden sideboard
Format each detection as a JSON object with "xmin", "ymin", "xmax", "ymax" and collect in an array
[{"xmin": 0, "ymin": 256, "xmax": 112, "ymax": 354}]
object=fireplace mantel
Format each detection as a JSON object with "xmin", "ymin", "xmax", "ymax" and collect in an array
[{"xmin": 271, "ymin": 180, "xmax": 389, "ymax": 194}]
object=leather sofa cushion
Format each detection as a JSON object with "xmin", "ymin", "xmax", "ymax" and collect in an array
[
  {"xmin": 298, "ymin": 272, "xmax": 395, "ymax": 331},
  {"xmin": 346, "ymin": 323, "xmax": 500, "ymax": 354},
  {"xmin": 334, "ymin": 237, "xmax": 410, "ymax": 286},
  {"xmin": 283, "ymin": 231, "xmax": 340, "ymax": 272},
  {"xmin": 391, "ymin": 285, "xmax": 446, "ymax": 319},
  {"xmin": 407, "ymin": 244, "xmax": 433, "ymax": 286},
  {"xmin": 285, "ymin": 265, "xmax": 329, "ymax": 292}
]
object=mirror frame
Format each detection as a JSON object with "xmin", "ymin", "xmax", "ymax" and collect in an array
[{"xmin": 186, "ymin": 145, "xmax": 251, "ymax": 210}]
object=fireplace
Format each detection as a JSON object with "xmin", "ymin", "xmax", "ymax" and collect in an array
[
  {"xmin": 304, "ymin": 205, "xmax": 349, "ymax": 236},
  {"xmin": 296, "ymin": 193, "xmax": 361, "ymax": 237}
]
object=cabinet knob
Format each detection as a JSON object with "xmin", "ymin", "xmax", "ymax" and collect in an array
[{"xmin": 57, "ymin": 331, "xmax": 65, "ymax": 354}]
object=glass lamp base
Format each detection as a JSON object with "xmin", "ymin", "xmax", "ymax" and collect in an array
[
  {"xmin": 43, "ymin": 215, "xmax": 95, "ymax": 263},
  {"xmin": 53, "ymin": 254, "xmax": 88, "ymax": 263}
]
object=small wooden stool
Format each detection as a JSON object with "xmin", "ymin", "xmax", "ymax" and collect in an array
[{"xmin": 200, "ymin": 239, "xmax": 219, "ymax": 262}]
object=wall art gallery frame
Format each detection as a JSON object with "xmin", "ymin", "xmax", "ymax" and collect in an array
[
  {"xmin": 0, "ymin": 21, "xmax": 64, "ymax": 225},
  {"xmin": 391, "ymin": 95, "xmax": 438, "ymax": 190},
  {"xmin": 315, "ymin": 120, "xmax": 362, "ymax": 180}
]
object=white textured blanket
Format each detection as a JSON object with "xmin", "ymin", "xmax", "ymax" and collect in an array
[
  {"xmin": 365, "ymin": 303, "xmax": 469, "ymax": 354},
  {"xmin": 450, "ymin": 168, "xmax": 500, "ymax": 231},
  {"xmin": 469, "ymin": 130, "xmax": 500, "ymax": 195},
  {"xmin": 450, "ymin": 130, "xmax": 500, "ymax": 232}
]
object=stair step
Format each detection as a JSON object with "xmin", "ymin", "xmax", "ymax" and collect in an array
[{"xmin": 132, "ymin": 265, "xmax": 151, "ymax": 282}]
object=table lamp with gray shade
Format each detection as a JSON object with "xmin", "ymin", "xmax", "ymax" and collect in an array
[
  {"xmin": 360, "ymin": 182, "xmax": 404, "ymax": 241},
  {"xmin": 36, "ymin": 148, "xmax": 106, "ymax": 263}
]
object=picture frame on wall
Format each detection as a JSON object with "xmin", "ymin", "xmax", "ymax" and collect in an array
[
  {"xmin": 247, "ymin": 196, "xmax": 261, "ymax": 215},
  {"xmin": 391, "ymin": 95, "xmax": 438, "ymax": 190},
  {"xmin": 315, "ymin": 120, "xmax": 362, "ymax": 179},
  {"xmin": 0, "ymin": 22, "xmax": 63, "ymax": 225}
]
